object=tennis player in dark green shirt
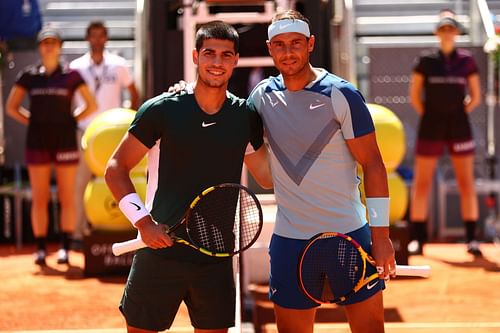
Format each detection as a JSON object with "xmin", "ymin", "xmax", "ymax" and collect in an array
[{"xmin": 105, "ymin": 21, "xmax": 272, "ymax": 333}]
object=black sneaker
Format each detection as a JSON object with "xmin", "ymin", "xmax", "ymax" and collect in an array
[
  {"xmin": 57, "ymin": 249, "xmax": 69, "ymax": 264},
  {"xmin": 408, "ymin": 240, "xmax": 423, "ymax": 255},
  {"xmin": 467, "ymin": 241, "xmax": 483, "ymax": 257},
  {"xmin": 34, "ymin": 250, "xmax": 47, "ymax": 266}
]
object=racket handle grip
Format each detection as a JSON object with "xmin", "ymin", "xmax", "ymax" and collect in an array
[
  {"xmin": 112, "ymin": 238, "xmax": 147, "ymax": 256},
  {"xmin": 396, "ymin": 265, "xmax": 432, "ymax": 278}
]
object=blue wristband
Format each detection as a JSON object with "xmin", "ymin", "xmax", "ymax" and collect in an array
[{"xmin": 366, "ymin": 197, "xmax": 390, "ymax": 227}]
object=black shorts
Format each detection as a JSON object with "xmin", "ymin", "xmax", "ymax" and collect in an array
[
  {"xmin": 120, "ymin": 249, "xmax": 235, "ymax": 331},
  {"xmin": 416, "ymin": 110, "xmax": 474, "ymax": 156},
  {"xmin": 415, "ymin": 138, "xmax": 475, "ymax": 156}
]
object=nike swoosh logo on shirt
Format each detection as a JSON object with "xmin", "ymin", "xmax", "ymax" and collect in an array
[
  {"xmin": 309, "ymin": 102, "xmax": 325, "ymax": 110},
  {"xmin": 202, "ymin": 121, "xmax": 217, "ymax": 128}
]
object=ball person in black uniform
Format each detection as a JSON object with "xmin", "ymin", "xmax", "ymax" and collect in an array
[
  {"xmin": 105, "ymin": 21, "xmax": 272, "ymax": 333},
  {"xmin": 408, "ymin": 10, "xmax": 482, "ymax": 256},
  {"xmin": 6, "ymin": 27, "xmax": 97, "ymax": 265}
]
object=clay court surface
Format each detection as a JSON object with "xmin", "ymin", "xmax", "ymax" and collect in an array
[{"xmin": 1, "ymin": 242, "xmax": 500, "ymax": 333}]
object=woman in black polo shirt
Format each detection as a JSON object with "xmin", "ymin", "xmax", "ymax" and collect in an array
[
  {"xmin": 408, "ymin": 9, "xmax": 482, "ymax": 256},
  {"xmin": 6, "ymin": 27, "xmax": 97, "ymax": 265}
]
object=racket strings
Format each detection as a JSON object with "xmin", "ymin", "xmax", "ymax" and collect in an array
[
  {"xmin": 187, "ymin": 185, "xmax": 262, "ymax": 254},
  {"xmin": 300, "ymin": 236, "xmax": 364, "ymax": 303},
  {"xmin": 236, "ymin": 189, "xmax": 262, "ymax": 249},
  {"xmin": 348, "ymin": 247, "xmax": 359, "ymax": 283}
]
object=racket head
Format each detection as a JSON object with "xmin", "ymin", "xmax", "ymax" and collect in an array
[
  {"xmin": 298, "ymin": 232, "xmax": 369, "ymax": 304},
  {"xmin": 184, "ymin": 183, "xmax": 263, "ymax": 256}
]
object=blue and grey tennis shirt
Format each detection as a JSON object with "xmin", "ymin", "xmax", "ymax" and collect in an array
[{"xmin": 248, "ymin": 68, "xmax": 376, "ymax": 239}]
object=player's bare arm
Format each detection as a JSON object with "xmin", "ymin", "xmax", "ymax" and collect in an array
[
  {"xmin": 346, "ymin": 132, "xmax": 396, "ymax": 278},
  {"xmin": 244, "ymin": 144, "xmax": 273, "ymax": 189},
  {"xmin": 105, "ymin": 132, "xmax": 173, "ymax": 249},
  {"xmin": 465, "ymin": 73, "xmax": 481, "ymax": 113},
  {"xmin": 409, "ymin": 72, "xmax": 425, "ymax": 116},
  {"xmin": 127, "ymin": 83, "xmax": 140, "ymax": 110},
  {"xmin": 74, "ymin": 84, "xmax": 97, "ymax": 121},
  {"xmin": 6, "ymin": 85, "xmax": 30, "ymax": 125}
]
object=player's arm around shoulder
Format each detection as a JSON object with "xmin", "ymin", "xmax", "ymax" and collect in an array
[
  {"xmin": 244, "ymin": 96, "xmax": 273, "ymax": 190},
  {"xmin": 244, "ymin": 144, "xmax": 273, "ymax": 189}
]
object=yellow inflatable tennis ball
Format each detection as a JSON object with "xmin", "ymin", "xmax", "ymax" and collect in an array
[
  {"xmin": 84, "ymin": 176, "xmax": 147, "ymax": 231},
  {"xmin": 82, "ymin": 108, "xmax": 147, "ymax": 177},
  {"xmin": 367, "ymin": 103, "xmax": 406, "ymax": 172},
  {"xmin": 386, "ymin": 172, "xmax": 409, "ymax": 222},
  {"xmin": 358, "ymin": 171, "xmax": 409, "ymax": 223}
]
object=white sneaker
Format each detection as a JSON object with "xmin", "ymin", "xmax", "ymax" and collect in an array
[
  {"xmin": 33, "ymin": 249, "xmax": 47, "ymax": 266},
  {"xmin": 57, "ymin": 249, "xmax": 69, "ymax": 264}
]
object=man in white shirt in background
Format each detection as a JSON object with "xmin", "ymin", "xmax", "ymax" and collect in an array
[{"xmin": 70, "ymin": 21, "xmax": 140, "ymax": 245}]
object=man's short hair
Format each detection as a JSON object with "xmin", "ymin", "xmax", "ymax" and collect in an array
[
  {"xmin": 86, "ymin": 21, "xmax": 108, "ymax": 37},
  {"xmin": 272, "ymin": 9, "xmax": 310, "ymax": 25},
  {"xmin": 195, "ymin": 21, "xmax": 239, "ymax": 53}
]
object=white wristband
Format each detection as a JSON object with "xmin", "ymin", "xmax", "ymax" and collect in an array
[
  {"xmin": 118, "ymin": 193, "xmax": 150, "ymax": 227},
  {"xmin": 366, "ymin": 197, "xmax": 390, "ymax": 227}
]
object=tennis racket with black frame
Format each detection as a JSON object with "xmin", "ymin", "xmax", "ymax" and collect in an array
[
  {"xmin": 298, "ymin": 231, "xmax": 431, "ymax": 304},
  {"xmin": 112, "ymin": 183, "xmax": 263, "ymax": 257}
]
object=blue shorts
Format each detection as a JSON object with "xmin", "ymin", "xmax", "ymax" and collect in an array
[{"xmin": 269, "ymin": 223, "xmax": 385, "ymax": 308}]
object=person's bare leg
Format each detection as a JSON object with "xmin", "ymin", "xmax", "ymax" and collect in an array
[
  {"xmin": 54, "ymin": 164, "xmax": 78, "ymax": 233},
  {"xmin": 410, "ymin": 156, "xmax": 439, "ymax": 222},
  {"xmin": 27, "ymin": 165, "xmax": 52, "ymax": 237},
  {"xmin": 409, "ymin": 156, "xmax": 439, "ymax": 253},
  {"xmin": 451, "ymin": 153, "xmax": 481, "ymax": 255},
  {"xmin": 73, "ymin": 148, "xmax": 93, "ymax": 240},
  {"xmin": 450, "ymin": 154, "xmax": 478, "ymax": 221},
  {"xmin": 274, "ymin": 304, "xmax": 316, "ymax": 333},
  {"xmin": 344, "ymin": 291, "xmax": 385, "ymax": 333}
]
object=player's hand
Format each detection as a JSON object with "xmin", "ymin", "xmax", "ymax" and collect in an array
[
  {"xmin": 371, "ymin": 227, "xmax": 396, "ymax": 280},
  {"xmin": 167, "ymin": 80, "xmax": 188, "ymax": 93},
  {"xmin": 135, "ymin": 217, "xmax": 174, "ymax": 249}
]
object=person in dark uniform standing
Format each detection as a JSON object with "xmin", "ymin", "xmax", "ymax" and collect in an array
[
  {"xmin": 6, "ymin": 27, "xmax": 97, "ymax": 265},
  {"xmin": 408, "ymin": 9, "xmax": 482, "ymax": 256},
  {"xmin": 104, "ymin": 21, "xmax": 272, "ymax": 333}
]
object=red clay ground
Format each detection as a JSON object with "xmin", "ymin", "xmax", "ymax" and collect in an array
[{"xmin": 1, "ymin": 243, "xmax": 500, "ymax": 332}]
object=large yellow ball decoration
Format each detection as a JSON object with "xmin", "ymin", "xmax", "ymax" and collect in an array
[
  {"xmin": 367, "ymin": 103, "xmax": 406, "ymax": 173},
  {"xmin": 82, "ymin": 108, "xmax": 147, "ymax": 177},
  {"xmin": 84, "ymin": 176, "xmax": 147, "ymax": 231},
  {"xmin": 387, "ymin": 172, "xmax": 409, "ymax": 222},
  {"xmin": 358, "ymin": 172, "xmax": 409, "ymax": 223}
]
